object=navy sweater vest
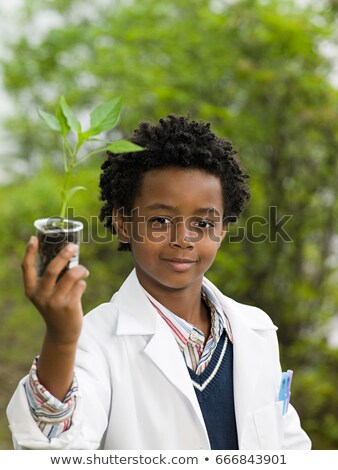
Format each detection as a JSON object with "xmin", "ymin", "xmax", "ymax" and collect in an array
[{"xmin": 188, "ymin": 330, "xmax": 239, "ymax": 450}]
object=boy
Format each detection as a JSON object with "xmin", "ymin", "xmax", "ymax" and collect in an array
[{"xmin": 7, "ymin": 115, "xmax": 311, "ymax": 450}]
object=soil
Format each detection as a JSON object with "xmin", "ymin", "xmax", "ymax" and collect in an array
[{"xmin": 36, "ymin": 225, "xmax": 79, "ymax": 279}]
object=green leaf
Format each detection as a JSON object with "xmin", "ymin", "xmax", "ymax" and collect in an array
[
  {"xmin": 59, "ymin": 96, "xmax": 81, "ymax": 133},
  {"xmin": 89, "ymin": 96, "xmax": 122, "ymax": 135},
  {"xmin": 66, "ymin": 185, "xmax": 87, "ymax": 202},
  {"xmin": 38, "ymin": 109, "xmax": 62, "ymax": 132},
  {"xmin": 105, "ymin": 140, "xmax": 144, "ymax": 153},
  {"xmin": 56, "ymin": 104, "xmax": 70, "ymax": 137}
]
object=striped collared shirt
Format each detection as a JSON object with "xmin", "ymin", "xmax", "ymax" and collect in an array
[
  {"xmin": 143, "ymin": 281, "xmax": 233, "ymax": 375},
  {"xmin": 25, "ymin": 356, "xmax": 77, "ymax": 439}
]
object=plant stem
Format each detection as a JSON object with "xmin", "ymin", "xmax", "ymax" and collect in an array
[
  {"xmin": 59, "ymin": 167, "xmax": 73, "ymax": 220},
  {"xmin": 62, "ymin": 138, "xmax": 68, "ymax": 172},
  {"xmin": 59, "ymin": 142, "xmax": 77, "ymax": 220}
]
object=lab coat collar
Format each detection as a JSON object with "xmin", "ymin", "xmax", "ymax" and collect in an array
[
  {"xmin": 113, "ymin": 269, "xmax": 157, "ymax": 336},
  {"xmin": 113, "ymin": 268, "xmax": 277, "ymax": 335}
]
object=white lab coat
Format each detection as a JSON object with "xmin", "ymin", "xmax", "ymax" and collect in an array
[{"xmin": 7, "ymin": 269, "xmax": 311, "ymax": 450}]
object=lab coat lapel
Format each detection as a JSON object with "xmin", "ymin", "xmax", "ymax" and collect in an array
[
  {"xmin": 202, "ymin": 277, "xmax": 274, "ymax": 448},
  {"xmin": 114, "ymin": 270, "xmax": 158, "ymax": 336},
  {"xmin": 226, "ymin": 306, "xmax": 265, "ymax": 446},
  {"xmin": 114, "ymin": 269, "xmax": 210, "ymax": 446},
  {"xmin": 143, "ymin": 315, "xmax": 209, "ymax": 443}
]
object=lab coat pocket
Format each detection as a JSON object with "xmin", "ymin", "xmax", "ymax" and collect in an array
[{"xmin": 253, "ymin": 401, "xmax": 285, "ymax": 449}]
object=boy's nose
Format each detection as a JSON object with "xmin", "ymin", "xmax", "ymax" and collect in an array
[{"xmin": 169, "ymin": 218, "xmax": 196, "ymax": 248}]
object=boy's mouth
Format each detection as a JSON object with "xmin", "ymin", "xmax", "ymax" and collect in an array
[{"xmin": 161, "ymin": 258, "xmax": 197, "ymax": 272}]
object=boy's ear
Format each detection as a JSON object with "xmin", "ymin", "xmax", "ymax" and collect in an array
[{"xmin": 112, "ymin": 208, "xmax": 131, "ymax": 244}]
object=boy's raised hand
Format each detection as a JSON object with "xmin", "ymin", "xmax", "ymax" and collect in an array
[
  {"xmin": 22, "ymin": 235, "xmax": 90, "ymax": 400},
  {"xmin": 22, "ymin": 235, "xmax": 89, "ymax": 345}
]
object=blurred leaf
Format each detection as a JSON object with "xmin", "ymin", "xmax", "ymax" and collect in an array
[
  {"xmin": 59, "ymin": 96, "xmax": 81, "ymax": 133},
  {"xmin": 37, "ymin": 109, "xmax": 61, "ymax": 132},
  {"xmin": 56, "ymin": 104, "xmax": 70, "ymax": 137},
  {"xmin": 88, "ymin": 96, "xmax": 123, "ymax": 136},
  {"xmin": 106, "ymin": 140, "xmax": 144, "ymax": 153}
]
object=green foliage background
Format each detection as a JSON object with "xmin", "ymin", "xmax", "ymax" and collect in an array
[{"xmin": 1, "ymin": 0, "xmax": 338, "ymax": 449}]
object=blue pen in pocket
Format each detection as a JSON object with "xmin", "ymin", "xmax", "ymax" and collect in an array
[{"xmin": 279, "ymin": 369, "xmax": 293, "ymax": 416}]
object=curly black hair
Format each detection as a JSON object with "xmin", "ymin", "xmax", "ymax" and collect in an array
[{"xmin": 99, "ymin": 114, "xmax": 250, "ymax": 251}]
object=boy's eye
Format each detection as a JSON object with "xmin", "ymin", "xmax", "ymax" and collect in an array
[
  {"xmin": 150, "ymin": 216, "xmax": 171, "ymax": 226},
  {"xmin": 148, "ymin": 217, "xmax": 215, "ymax": 229},
  {"xmin": 191, "ymin": 219, "xmax": 215, "ymax": 229}
]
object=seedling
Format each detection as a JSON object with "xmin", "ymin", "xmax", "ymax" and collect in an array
[
  {"xmin": 38, "ymin": 95, "xmax": 143, "ymax": 219},
  {"xmin": 35, "ymin": 95, "xmax": 143, "ymax": 276}
]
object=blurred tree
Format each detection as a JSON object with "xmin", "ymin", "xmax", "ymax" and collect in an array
[{"xmin": 1, "ymin": 0, "xmax": 338, "ymax": 449}]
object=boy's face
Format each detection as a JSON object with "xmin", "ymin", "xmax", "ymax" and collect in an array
[{"xmin": 113, "ymin": 167, "xmax": 227, "ymax": 294}]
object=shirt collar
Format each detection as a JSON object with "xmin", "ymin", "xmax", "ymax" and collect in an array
[
  {"xmin": 201, "ymin": 282, "xmax": 233, "ymax": 342},
  {"xmin": 142, "ymin": 280, "xmax": 233, "ymax": 348}
]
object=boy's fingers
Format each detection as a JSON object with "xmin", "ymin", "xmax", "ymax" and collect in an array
[
  {"xmin": 22, "ymin": 236, "xmax": 38, "ymax": 298},
  {"xmin": 66, "ymin": 279, "xmax": 88, "ymax": 306},
  {"xmin": 53, "ymin": 265, "xmax": 89, "ymax": 300},
  {"xmin": 39, "ymin": 243, "xmax": 79, "ymax": 292}
]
